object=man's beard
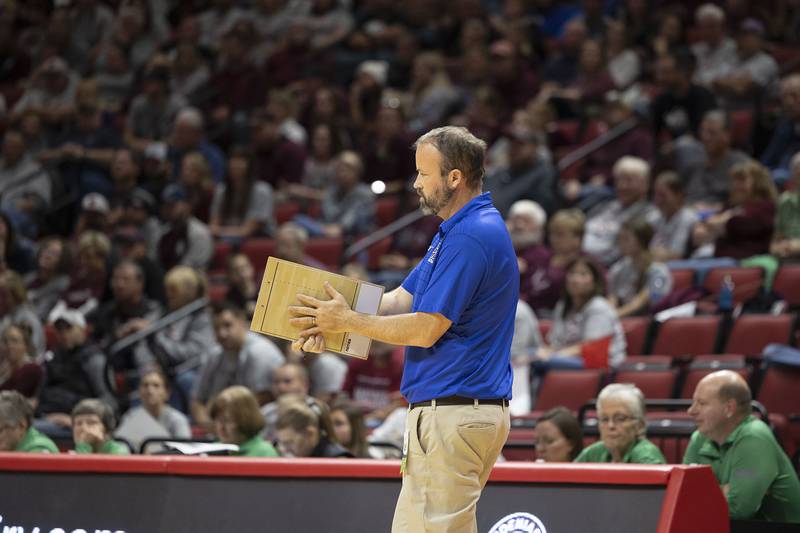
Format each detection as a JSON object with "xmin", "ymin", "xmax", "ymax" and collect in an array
[
  {"xmin": 418, "ymin": 186, "xmax": 455, "ymax": 216},
  {"xmin": 511, "ymin": 231, "xmax": 541, "ymax": 251}
]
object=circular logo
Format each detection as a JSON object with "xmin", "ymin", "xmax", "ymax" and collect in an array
[{"xmin": 488, "ymin": 512, "xmax": 547, "ymax": 533}]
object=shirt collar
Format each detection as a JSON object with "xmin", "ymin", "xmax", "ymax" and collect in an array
[
  {"xmin": 699, "ymin": 415, "xmax": 754, "ymax": 457},
  {"xmin": 438, "ymin": 192, "xmax": 493, "ymax": 236}
]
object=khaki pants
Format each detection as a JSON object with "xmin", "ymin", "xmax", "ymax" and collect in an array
[{"xmin": 391, "ymin": 402, "xmax": 510, "ymax": 533}]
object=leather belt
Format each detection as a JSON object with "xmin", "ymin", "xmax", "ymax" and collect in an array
[{"xmin": 408, "ymin": 395, "xmax": 508, "ymax": 409}]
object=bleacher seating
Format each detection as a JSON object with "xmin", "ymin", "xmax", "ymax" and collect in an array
[{"xmin": 650, "ymin": 316, "xmax": 722, "ymax": 358}]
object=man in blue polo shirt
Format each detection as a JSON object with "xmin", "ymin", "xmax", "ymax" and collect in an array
[{"xmin": 289, "ymin": 126, "xmax": 517, "ymax": 532}]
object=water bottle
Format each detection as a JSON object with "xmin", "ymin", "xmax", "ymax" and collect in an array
[{"xmin": 718, "ymin": 274, "xmax": 735, "ymax": 312}]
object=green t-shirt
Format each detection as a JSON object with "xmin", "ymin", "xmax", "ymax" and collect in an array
[
  {"xmin": 15, "ymin": 427, "xmax": 59, "ymax": 454},
  {"xmin": 574, "ymin": 438, "xmax": 666, "ymax": 464},
  {"xmin": 683, "ymin": 416, "xmax": 800, "ymax": 523},
  {"xmin": 776, "ymin": 191, "xmax": 800, "ymax": 240},
  {"xmin": 74, "ymin": 440, "xmax": 130, "ymax": 455},
  {"xmin": 233, "ymin": 436, "xmax": 278, "ymax": 457}
]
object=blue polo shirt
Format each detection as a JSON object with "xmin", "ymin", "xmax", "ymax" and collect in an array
[{"xmin": 400, "ymin": 192, "xmax": 518, "ymax": 403}]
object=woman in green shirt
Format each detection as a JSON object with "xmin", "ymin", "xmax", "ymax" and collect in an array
[
  {"xmin": 72, "ymin": 398, "xmax": 129, "ymax": 455},
  {"xmin": 575, "ymin": 383, "xmax": 665, "ymax": 464},
  {"xmin": 209, "ymin": 386, "xmax": 278, "ymax": 457}
]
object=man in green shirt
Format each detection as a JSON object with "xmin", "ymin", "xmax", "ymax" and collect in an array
[
  {"xmin": 71, "ymin": 398, "xmax": 129, "ymax": 455},
  {"xmin": 684, "ymin": 370, "xmax": 800, "ymax": 523},
  {"xmin": 0, "ymin": 390, "xmax": 59, "ymax": 453},
  {"xmin": 574, "ymin": 383, "xmax": 666, "ymax": 464}
]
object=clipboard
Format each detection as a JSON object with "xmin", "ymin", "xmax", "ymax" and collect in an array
[{"xmin": 249, "ymin": 257, "xmax": 384, "ymax": 359}]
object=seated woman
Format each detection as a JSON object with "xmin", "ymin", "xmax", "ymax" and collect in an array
[
  {"xmin": 608, "ymin": 218, "xmax": 672, "ymax": 317},
  {"xmin": 695, "ymin": 161, "xmax": 777, "ymax": 260},
  {"xmin": 62, "ymin": 231, "xmax": 110, "ymax": 311},
  {"xmin": 71, "ymin": 398, "xmax": 130, "ymax": 455},
  {"xmin": 575, "ymin": 383, "xmax": 665, "ymax": 464},
  {"xmin": 209, "ymin": 149, "xmax": 276, "ymax": 242},
  {"xmin": 533, "ymin": 406, "xmax": 583, "ymax": 462},
  {"xmin": 534, "ymin": 257, "xmax": 626, "ymax": 370},
  {"xmin": 23, "ymin": 236, "xmax": 72, "ymax": 321},
  {"xmin": 116, "ymin": 369, "xmax": 191, "ymax": 451},
  {"xmin": 275, "ymin": 397, "xmax": 353, "ymax": 458},
  {"xmin": 0, "ymin": 390, "xmax": 58, "ymax": 453},
  {"xmin": 0, "ymin": 323, "xmax": 44, "ymax": 404},
  {"xmin": 178, "ymin": 151, "xmax": 215, "ymax": 223},
  {"xmin": 136, "ymin": 266, "xmax": 217, "ymax": 407},
  {"xmin": 651, "ymin": 171, "xmax": 699, "ymax": 262},
  {"xmin": 0, "ymin": 270, "xmax": 46, "ymax": 355},
  {"xmin": 209, "ymin": 385, "xmax": 278, "ymax": 457},
  {"xmin": 330, "ymin": 400, "xmax": 371, "ymax": 458},
  {"xmin": 771, "ymin": 152, "xmax": 800, "ymax": 261}
]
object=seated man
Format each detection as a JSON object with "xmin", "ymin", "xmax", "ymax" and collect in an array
[
  {"xmin": 71, "ymin": 398, "xmax": 129, "ymax": 455},
  {"xmin": 36, "ymin": 305, "xmax": 116, "ymax": 438},
  {"xmin": 685, "ymin": 370, "xmax": 800, "ymax": 522},
  {"xmin": 575, "ymin": 383, "xmax": 665, "ymax": 464},
  {"xmin": 260, "ymin": 362, "xmax": 314, "ymax": 441},
  {"xmin": 191, "ymin": 302, "xmax": 284, "ymax": 430},
  {"xmin": 0, "ymin": 390, "xmax": 58, "ymax": 453}
]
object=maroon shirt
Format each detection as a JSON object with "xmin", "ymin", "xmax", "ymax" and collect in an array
[
  {"xmin": 518, "ymin": 244, "xmax": 565, "ymax": 314},
  {"xmin": 1, "ymin": 363, "xmax": 44, "ymax": 399},
  {"xmin": 715, "ymin": 199, "xmax": 776, "ymax": 259},
  {"xmin": 252, "ymin": 139, "xmax": 307, "ymax": 189}
]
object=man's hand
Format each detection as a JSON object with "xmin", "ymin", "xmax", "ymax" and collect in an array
[
  {"xmin": 288, "ymin": 281, "xmax": 353, "ymax": 334},
  {"xmin": 291, "ymin": 333, "xmax": 326, "ymax": 354}
]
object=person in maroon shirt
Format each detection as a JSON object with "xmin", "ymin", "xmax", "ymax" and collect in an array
[
  {"xmin": 520, "ymin": 209, "xmax": 587, "ymax": 317},
  {"xmin": 704, "ymin": 161, "xmax": 777, "ymax": 259},
  {"xmin": 0, "ymin": 323, "xmax": 43, "ymax": 403},
  {"xmin": 342, "ymin": 341, "xmax": 404, "ymax": 425},
  {"xmin": 250, "ymin": 108, "xmax": 307, "ymax": 192}
]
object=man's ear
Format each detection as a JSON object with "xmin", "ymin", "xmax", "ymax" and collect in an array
[{"xmin": 448, "ymin": 169, "xmax": 463, "ymax": 189}]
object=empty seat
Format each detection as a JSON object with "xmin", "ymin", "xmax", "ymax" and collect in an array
[
  {"xmin": 208, "ymin": 282, "xmax": 228, "ymax": 303},
  {"xmin": 375, "ymin": 197, "xmax": 399, "ymax": 227},
  {"xmin": 613, "ymin": 369, "xmax": 678, "ymax": 399},
  {"xmin": 618, "ymin": 355, "xmax": 673, "ymax": 371},
  {"xmin": 240, "ymin": 238, "xmax": 276, "ymax": 272},
  {"xmin": 305, "ymin": 237, "xmax": 343, "ymax": 269},
  {"xmin": 210, "ymin": 240, "xmax": 232, "ymax": 275},
  {"xmin": 651, "ymin": 316, "xmax": 722, "ymax": 358},
  {"xmin": 670, "ymin": 269, "xmax": 695, "ymax": 293},
  {"xmin": 535, "ymin": 369, "xmax": 605, "ymax": 412},
  {"xmin": 756, "ymin": 364, "xmax": 800, "ymax": 456},
  {"xmin": 621, "ymin": 316, "xmax": 651, "ymax": 356},
  {"xmin": 679, "ymin": 355, "xmax": 748, "ymax": 399},
  {"xmin": 703, "ymin": 267, "xmax": 764, "ymax": 306},
  {"xmin": 773, "ymin": 265, "xmax": 800, "ymax": 308},
  {"xmin": 367, "ymin": 236, "xmax": 393, "ymax": 270},
  {"xmin": 724, "ymin": 314, "xmax": 794, "ymax": 358}
]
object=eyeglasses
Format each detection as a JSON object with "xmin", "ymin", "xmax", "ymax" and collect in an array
[{"xmin": 598, "ymin": 414, "xmax": 636, "ymax": 426}]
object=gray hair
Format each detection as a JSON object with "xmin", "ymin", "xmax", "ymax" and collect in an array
[
  {"xmin": 72, "ymin": 398, "xmax": 117, "ymax": 433},
  {"xmin": 413, "ymin": 126, "xmax": 487, "ymax": 189},
  {"xmin": 696, "ymin": 3, "xmax": 725, "ymax": 23},
  {"xmin": 0, "ymin": 390, "xmax": 33, "ymax": 428},
  {"xmin": 612, "ymin": 156, "xmax": 650, "ymax": 181},
  {"xmin": 175, "ymin": 107, "xmax": 204, "ymax": 130},
  {"xmin": 598, "ymin": 383, "xmax": 646, "ymax": 422}
]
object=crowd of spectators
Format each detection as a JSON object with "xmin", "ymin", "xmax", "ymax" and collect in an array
[{"xmin": 1, "ymin": 0, "xmax": 800, "ymax": 520}]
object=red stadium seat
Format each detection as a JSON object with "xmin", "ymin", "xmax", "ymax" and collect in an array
[
  {"xmin": 366, "ymin": 237, "xmax": 393, "ymax": 270},
  {"xmin": 275, "ymin": 202, "xmax": 300, "ymax": 224},
  {"xmin": 618, "ymin": 355, "xmax": 673, "ymax": 371},
  {"xmin": 670, "ymin": 269, "xmax": 695, "ymax": 293},
  {"xmin": 375, "ymin": 197, "xmax": 399, "ymax": 227},
  {"xmin": 679, "ymin": 355, "xmax": 748, "ymax": 399},
  {"xmin": 729, "ymin": 109, "xmax": 753, "ymax": 150},
  {"xmin": 613, "ymin": 369, "xmax": 678, "ymax": 399},
  {"xmin": 651, "ymin": 316, "xmax": 722, "ymax": 358},
  {"xmin": 756, "ymin": 364, "xmax": 800, "ymax": 456},
  {"xmin": 240, "ymin": 238, "xmax": 276, "ymax": 272},
  {"xmin": 773, "ymin": 265, "xmax": 800, "ymax": 308},
  {"xmin": 210, "ymin": 240, "xmax": 232, "ymax": 276},
  {"xmin": 208, "ymin": 282, "xmax": 228, "ymax": 303},
  {"xmin": 703, "ymin": 267, "xmax": 764, "ymax": 306},
  {"xmin": 621, "ymin": 316, "xmax": 651, "ymax": 356},
  {"xmin": 724, "ymin": 314, "xmax": 794, "ymax": 358},
  {"xmin": 535, "ymin": 369, "xmax": 605, "ymax": 412},
  {"xmin": 305, "ymin": 237, "xmax": 343, "ymax": 269}
]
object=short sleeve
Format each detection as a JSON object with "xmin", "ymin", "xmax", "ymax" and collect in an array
[
  {"xmin": 243, "ymin": 339, "xmax": 285, "ymax": 394},
  {"xmin": 582, "ymin": 300, "xmax": 616, "ymax": 341},
  {"xmin": 413, "ymin": 234, "xmax": 488, "ymax": 323},
  {"xmin": 401, "ymin": 261, "xmax": 421, "ymax": 294},
  {"xmin": 246, "ymin": 182, "xmax": 274, "ymax": 223}
]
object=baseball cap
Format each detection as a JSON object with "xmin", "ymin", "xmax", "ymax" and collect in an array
[
  {"xmin": 125, "ymin": 188, "xmax": 156, "ymax": 213},
  {"xmin": 48, "ymin": 302, "xmax": 86, "ymax": 328},
  {"xmin": 81, "ymin": 192, "xmax": 110, "ymax": 214}
]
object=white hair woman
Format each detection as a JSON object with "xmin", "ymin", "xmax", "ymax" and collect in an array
[{"xmin": 574, "ymin": 383, "xmax": 666, "ymax": 464}]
